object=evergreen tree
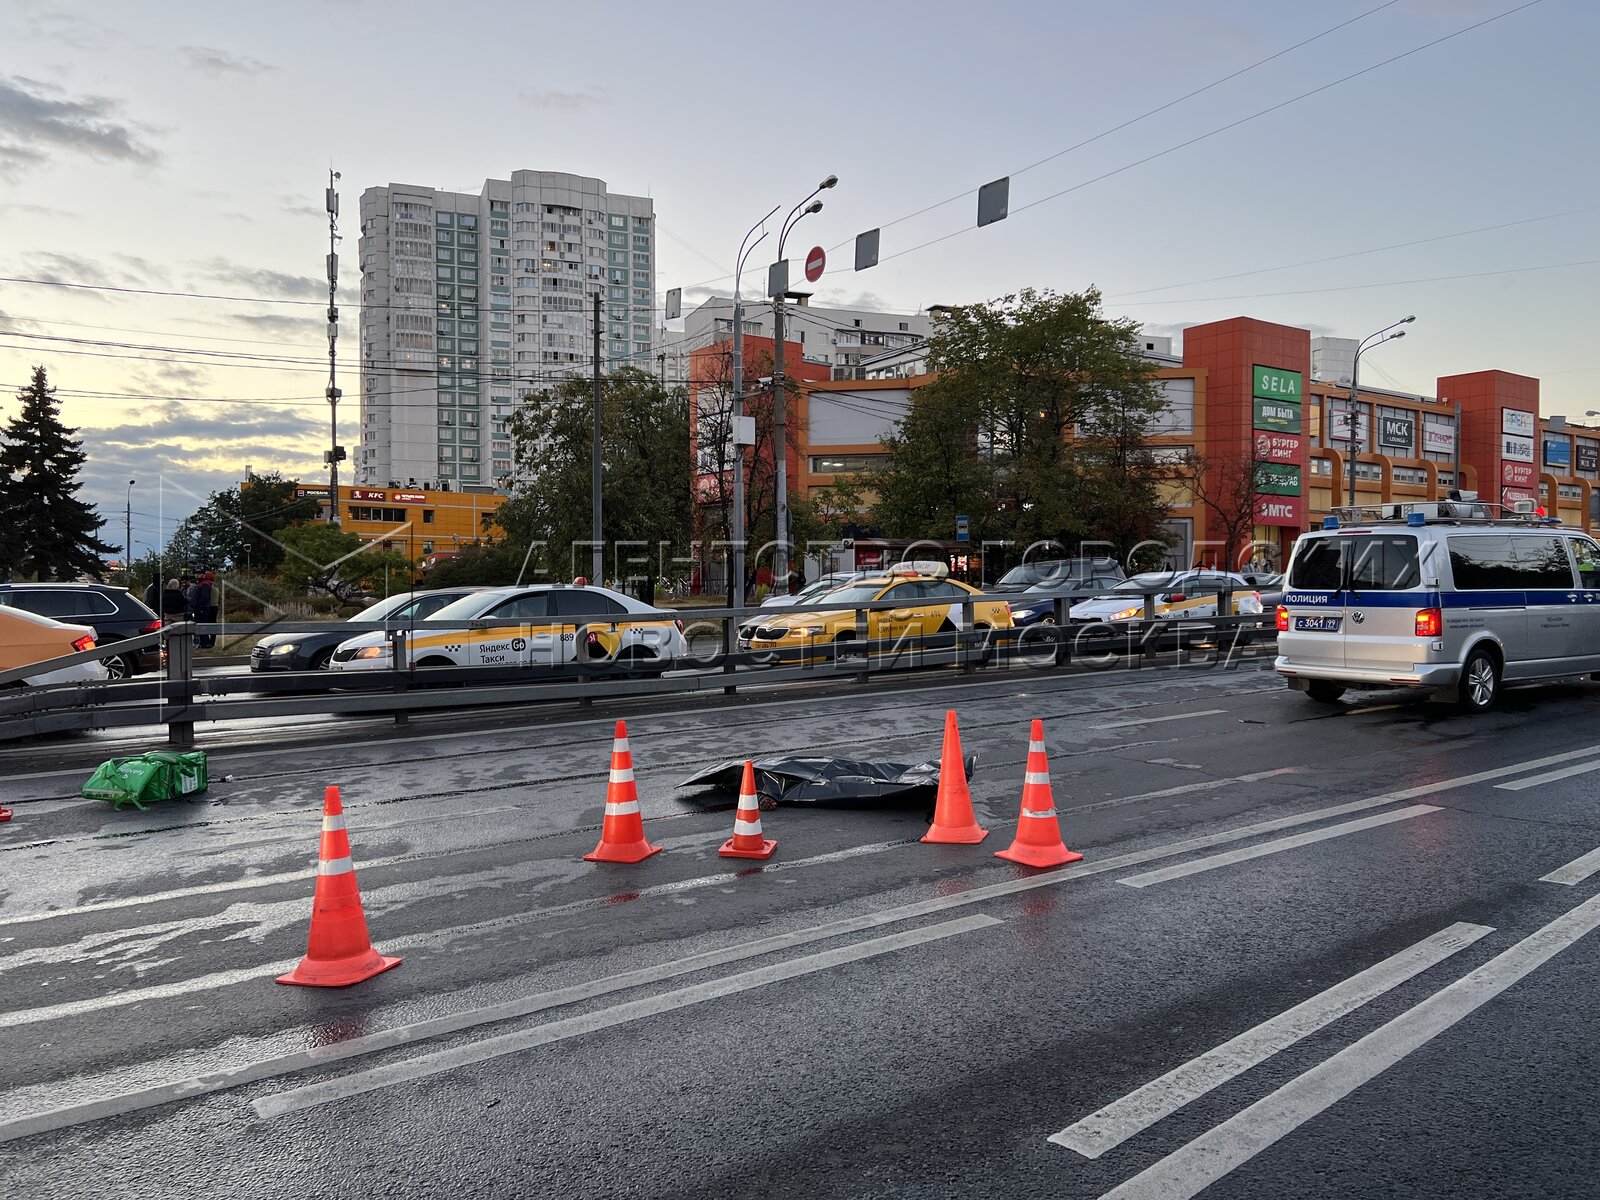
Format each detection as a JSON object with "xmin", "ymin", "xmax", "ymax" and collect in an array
[{"xmin": 0, "ymin": 366, "xmax": 115, "ymax": 581}]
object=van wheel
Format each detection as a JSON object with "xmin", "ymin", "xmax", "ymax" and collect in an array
[
  {"xmin": 1459, "ymin": 648, "xmax": 1501, "ymax": 712},
  {"xmin": 1306, "ymin": 680, "xmax": 1345, "ymax": 703}
]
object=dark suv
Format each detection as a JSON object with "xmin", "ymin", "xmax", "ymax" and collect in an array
[{"xmin": 0, "ymin": 583, "xmax": 162, "ymax": 678}]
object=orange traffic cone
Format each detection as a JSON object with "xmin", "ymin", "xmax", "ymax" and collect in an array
[
  {"xmin": 277, "ymin": 786, "xmax": 401, "ymax": 988},
  {"xmin": 584, "ymin": 720, "xmax": 662, "ymax": 864},
  {"xmin": 719, "ymin": 761, "xmax": 777, "ymax": 860},
  {"xmin": 995, "ymin": 720, "xmax": 1084, "ymax": 869},
  {"xmin": 922, "ymin": 710, "xmax": 987, "ymax": 844}
]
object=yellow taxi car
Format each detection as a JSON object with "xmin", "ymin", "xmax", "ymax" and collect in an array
[
  {"xmin": 328, "ymin": 583, "xmax": 687, "ymax": 675},
  {"xmin": 737, "ymin": 570, "xmax": 1012, "ymax": 661}
]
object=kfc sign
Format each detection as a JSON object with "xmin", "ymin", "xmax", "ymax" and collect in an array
[
  {"xmin": 1253, "ymin": 432, "xmax": 1301, "ymax": 464},
  {"xmin": 351, "ymin": 488, "xmax": 387, "ymax": 501}
]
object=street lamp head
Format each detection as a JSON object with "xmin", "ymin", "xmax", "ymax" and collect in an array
[
  {"xmin": 819, "ymin": 174, "xmax": 839, "ymax": 190},
  {"xmin": 804, "ymin": 200, "xmax": 823, "ymax": 216},
  {"xmin": 1401, "ymin": 315, "xmax": 1416, "ymax": 323},
  {"xmin": 1391, "ymin": 330, "xmax": 1406, "ymax": 340}
]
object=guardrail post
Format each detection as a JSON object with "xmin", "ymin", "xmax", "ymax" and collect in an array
[
  {"xmin": 853, "ymin": 603, "xmax": 869, "ymax": 684},
  {"xmin": 1053, "ymin": 596, "xmax": 1071, "ymax": 667},
  {"xmin": 390, "ymin": 629, "xmax": 409, "ymax": 727},
  {"xmin": 723, "ymin": 614, "xmax": 738, "ymax": 695},
  {"xmin": 961, "ymin": 594, "xmax": 976, "ymax": 675},
  {"xmin": 166, "ymin": 621, "xmax": 195, "ymax": 748}
]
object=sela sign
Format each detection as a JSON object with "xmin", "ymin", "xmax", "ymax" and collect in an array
[
  {"xmin": 1501, "ymin": 434, "xmax": 1535, "ymax": 463},
  {"xmin": 1253, "ymin": 431, "xmax": 1301, "ymax": 463},
  {"xmin": 1502, "ymin": 460, "xmax": 1535, "ymax": 488},
  {"xmin": 1255, "ymin": 463, "xmax": 1302, "ymax": 496},
  {"xmin": 1253, "ymin": 397, "xmax": 1301, "ymax": 433},
  {"xmin": 1379, "ymin": 414, "xmax": 1415, "ymax": 450},
  {"xmin": 1502, "ymin": 408, "xmax": 1536, "ymax": 437},
  {"xmin": 1252, "ymin": 365, "xmax": 1302, "ymax": 401},
  {"xmin": 1253, "ymin": 493, "xmax": 1304, "ymax": 527}
]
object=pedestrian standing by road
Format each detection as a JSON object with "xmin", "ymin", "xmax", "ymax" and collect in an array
[
  {"xmin": 143, "ymin": 577, "xmax": 160, "ymax": 610},
  {"xmin": 192, "ymin": 571, "xmax": 217, "ymax": 648},
  {"xmin": 161, "ymin": 578, "xmax": 187, "ymax": 619}
]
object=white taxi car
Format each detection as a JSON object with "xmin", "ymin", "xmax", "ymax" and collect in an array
[
  {"xmin": 328, "ymin": 583, "xmax": 687, "ymax": 674},
  {"xmin": 1068, "ymin": 569, "xmax": 1262, "ymax": 651}
]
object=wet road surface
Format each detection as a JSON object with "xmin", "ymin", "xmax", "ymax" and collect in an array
[{"xmin": 3, "ymin": 655, "xmax": 1599, "ymax": 1198}]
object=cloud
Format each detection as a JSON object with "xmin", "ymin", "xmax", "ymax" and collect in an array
[
  {"xmin": 517, "ymin": 88, "xmax": 602, "ymax": 110},
  {"xmin": 277, "ymin": 193, "xmax": 324, "ymax": 218},
  {"xmin": 198, "ymin": 257, "xmax": 325, "ymax": 301},
  {"xmin": 11, "ymin": 6, "xmax": 114, "ymax": 52},
  {"xmin": 0, "ymin": 201, "xmax": 75, "ymax": 217},
  {"xmin": 0, "ymin": 307, "xmax": 37, "ymax": 333},
  {"xmin": 0, "ymin": 74, "xmax": 158, "ymax": 177},
  {"xmin": 19, "ymin": 250, "xmax": 158, "ymax": 289},
  {"xmin": 229, "ymin": 312, "xmax": 326, "ymax": 341},
  {"xmin": 179, "ymin": 46, "xmax": 277, "ymax": 76},
  {"xmin": 130, "ymin": 361, "xmax": 213, "ymax": 396}
]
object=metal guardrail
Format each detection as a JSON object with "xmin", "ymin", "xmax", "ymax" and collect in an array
[{"xmin": 0, "ymin": 585, "xmax": 1267, "ymax": 745}]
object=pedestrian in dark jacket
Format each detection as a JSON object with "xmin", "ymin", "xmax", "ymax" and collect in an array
[
  {"xmin": 161, "ymin": 578, "xmax": 188, "ymax": 617},
  {"xmin": 192, "ymin": 571, "xmax": 217, "ymax": 648},
  {"xmin": 143, "ymin": 579, "xmax": 160, "ymax": 610}
]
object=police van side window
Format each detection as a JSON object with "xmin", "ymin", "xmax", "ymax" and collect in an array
[
  {"xmin": 1447, "ymin": 536, "xmax": 1573, "ymax": 590},
  {"xmin": 1572, "ymin": 537, "xmax": 1600, "ymax": 589},
  {"xmin": 1347, "ymin": 536, "xmax": 1422, "ymax": 590}
]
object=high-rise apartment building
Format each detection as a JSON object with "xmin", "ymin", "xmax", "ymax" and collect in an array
[{"xmin": 356, "ymin": 171, "xmax": 656, "ymax": 490}]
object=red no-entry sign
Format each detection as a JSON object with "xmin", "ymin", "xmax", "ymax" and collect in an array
[{"xmin": 805, "ymin": 246, "xmax": 825, "ymax": 283}]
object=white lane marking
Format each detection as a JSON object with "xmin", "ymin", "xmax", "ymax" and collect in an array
[
  {"xmin": 1118, "ymin": 806, "xmax": 1440, "ymax": 889},
  {"xmin": 1100, "ymin": 891, "xmax": 1600, "ymax": 1200},
  {"xmin": 1540, "ymin": 845, "xmax": 1600, "ymax": 886},
  {"xmin": 1493, "ymin": 757, "xmax": 1600, "ymax": 792},
  {"xmin": 1093, "ymin": 709, "xmax": 1226, "ymax": 730},
  {"xmin": 1048, "ymin": 921, "xmax": 1493, "ymax": 1158},
  {"xmin": 251, "ymin": 915, "xmax": 1001, "ymax": 1121},
  {"xmin": 1065, "ymin": 768, "xmax": 1300, "ymax": 814},
  {"xmin": 0, "ymin": 911, "xmax": 996, "ymax": 1142},
  {"xmin": 13, "ymin": 736, "xmax": 1587, "ymax": 928}
]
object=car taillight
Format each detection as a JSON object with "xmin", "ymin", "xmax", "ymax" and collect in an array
[
  {"xmin": 72, "ymin": 635, "xmax": 96, "ymax": 652},
  {"xmin": 1415, "ymin": 607, "xmax": 1442, "ymax": 637},
  {"xmin": 139, "ymin": 619, "xmax": 162, "ymax": 634},
  {"xmin": 1004, "ymin": 603, "xmax": 1012, "ymax": 617},
  {"xmin": 1275, "ymin": 605, "xmax": 1288, "ymax": 632}
]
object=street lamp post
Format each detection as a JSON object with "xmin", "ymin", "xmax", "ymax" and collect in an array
[
  {"xmin": 730, "ymin": 206, "xmax": 779, "ymax": 607},
  {"xmin": 1346, "ymin": 316, "xmax": 1416, "ymax": 507},
  {"xmin": 772, "ymin": 174, "xmax": 838, "ymax": 594},
  {"xmin": 124, "ymin": 479, "xmax": 135, "ymax": 585}
]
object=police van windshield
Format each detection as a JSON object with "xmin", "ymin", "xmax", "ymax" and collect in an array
[{"xmin": 1289, "ymin": 534, "xmax": 1424, "ymax": 591}]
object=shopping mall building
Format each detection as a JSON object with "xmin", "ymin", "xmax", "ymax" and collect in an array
[{"xmin": 784, "ymin": 314, "xmax": 1595, "ymax": 574}]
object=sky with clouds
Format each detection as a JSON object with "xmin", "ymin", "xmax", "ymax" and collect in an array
[{"xmin": 0, "ymin": 0, "xmax": 1595, "ymax": 555}]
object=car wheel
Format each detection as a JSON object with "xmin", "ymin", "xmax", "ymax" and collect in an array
[
  {"xmin": 308, "ymin": 648, "xmax": 333, "ymax": 672},
  {"xmin": 100, "ymin": 654, "xmax": 132, "ymax": 680},
  {"xmin": 1459, "ymin": 647, "xmax": 1501, "ymax": 713},
  {"xmin": 416, "ymin": 656, "xmax": 454, "ymax": 668},
  {"xmin": 833, "ymin": 632, "xmax": 862, "ymax": 661},
  {"xmin": 1306, "ymin": 680, "xmax": 1345, "ymax": 703}
]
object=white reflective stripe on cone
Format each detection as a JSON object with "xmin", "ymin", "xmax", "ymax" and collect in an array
[
  {"xmin": 609, "ymin": 768, "xmax": 635, "ymax": 784},
  {"xmin": 1029, "ymin": 741, "xmax": 1047, "ymax": 753},
  {"xmin": 733, "ymin": 819, "xmax": 763, "ymax": 836},
  {"xmin": 322, "ymin": 815, "xmax": 347, "ymax": 833},
  {"xmin": 1024, "ymin": 772, "xmax": 1051, "ymax": 785},
  {"xmin": 1022, "ymin": 807, "xmax": 1058, "ymax": 819},
  {"xmin": 604, "ymin": 801, "xmax": 640, "ymax": 816},
  {"xmin": 613, "ymin": 739, "xmax": 630, "ymax": 754},
  {"xmin": 318, "ymin": 856, "xmax": 354, "ymax": 875}
]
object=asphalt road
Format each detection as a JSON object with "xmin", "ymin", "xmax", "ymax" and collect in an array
[{"xmin": 3, "ymin": 654, "xmax": 1599, "ymax": 1198}]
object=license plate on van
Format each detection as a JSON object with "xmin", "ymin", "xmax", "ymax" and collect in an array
[{"xmin": 1294, "ymin": 615, "xmax": 1341, "ymax": 632}]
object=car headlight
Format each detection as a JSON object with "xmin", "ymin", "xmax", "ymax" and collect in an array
[
  {"xmin": 1110, "ymin": 606, "xmax": 1143, "ymax": 621},
  {"xmin": 353, "ymin": 645, "xmax": 389, "ymax": 660},
  {"xmin": 269, "ymin": 643, "xmax": 300, "ymax": 655},
  {"xmin": 793, "ymin": 625, "xmax": 827, "ymax": 637},
  {"xmin": 1013, "ymin": 607, "xmax": 1043, "ymax": 619}
]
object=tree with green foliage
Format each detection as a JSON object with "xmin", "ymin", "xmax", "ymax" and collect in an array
[
  {"xmin": 418, "ymin": 543, "xmax": 529, "ymax": 589},
  {"xmin": 0, "ymin": 366, "xmax": 116, "ymax": 580},
  {"xmin": 274, "ymin": 523, "xmax": 415, "ymax": 598},
  {"xmin": 867, "ymin": 288, "xmax": 1172, "ymax": 562},
  {"xmin": 502, "ymin": 368, "xmax": 692, "ymax": 585},
  {"xmin": 167, "ymin": 472, "xmax": 320, "ymax": 572}
]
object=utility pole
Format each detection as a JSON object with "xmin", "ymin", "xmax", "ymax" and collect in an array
[
  {"xmin": 731, "ymin": 208, "xmax": 777, "ymax": 607},
  {"xmin": 124, "ymin": 479, "xmax": 135, "ymax": 585},
  {"xmin": 591, "ymin": 290, "xmax": 604, "ymax": 584},
  {"xmin": 325, "ymin": 170, "xmax": 343, "ymax": 524},
  {"xmin": 772, "ymin": 175, "xmax": 836, "ymax": 593},
  {"xmin": 1347, "ymin": 316, "xmax": 1416, "ymax": 508}
]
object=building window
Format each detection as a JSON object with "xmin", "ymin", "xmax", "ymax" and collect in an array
[
  {"xmin": 459, "ymin": 214, "xmax": 477, "ymax": 230},
  {"xmin": 609, "ymin": 214, "xmax": 627, "ymax": 228},
  {"xmin": 436, "ymin": 213, "xmax": 454, "ymax": 228},
  {"xmin": 810, "ymin": 453, "xmax": 890, "ymax": 474},
  {"xmin": 423, "ymin": 510, "xmax": 435, "ymax": 524}
]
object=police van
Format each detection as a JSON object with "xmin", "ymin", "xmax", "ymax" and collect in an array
[{"xmin": 1275, "ymin": 494, "xmax": 1600, "ymax": 711}]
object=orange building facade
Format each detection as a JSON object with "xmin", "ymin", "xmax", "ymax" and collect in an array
[{"xmin": 291, "ymin": 482, "xmax": 505, "ymax": 567}]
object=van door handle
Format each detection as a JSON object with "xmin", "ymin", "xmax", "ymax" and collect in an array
[{"xmin": 1468, "ymin": 605, "xmax": 1523, "ymax": 611}]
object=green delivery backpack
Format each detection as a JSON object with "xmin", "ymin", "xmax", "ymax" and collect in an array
[{"xmin": 82, "ymin": 751, "xmax": 209, "ymax": 811}]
